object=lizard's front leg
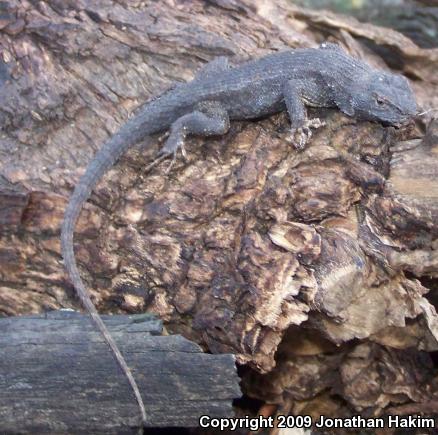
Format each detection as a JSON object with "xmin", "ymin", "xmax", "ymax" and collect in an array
[
  {"xmin": 282, "ymin": 79, "xmax": 325, "ymax": 149},
  {"xmin": 158, "ymin": 101, "xmax": 230, "ymax": 166}
]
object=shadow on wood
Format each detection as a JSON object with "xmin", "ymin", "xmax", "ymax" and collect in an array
[{"xmin": 0, "ymin": 310, "xmax": 241, "ymax": 434}]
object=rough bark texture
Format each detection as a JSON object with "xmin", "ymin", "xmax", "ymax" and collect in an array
[
  {"xmin": 1, "ymin": 0, "xmax": 438, "ymax": 432},
  {"xmin": 0, "ymin": 310, "xmax": 239, "ymax": 433}
]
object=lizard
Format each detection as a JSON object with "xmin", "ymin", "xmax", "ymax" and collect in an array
[{"xmin": 60, "ymin": 42, "xmax": 417, "ymax": 429}]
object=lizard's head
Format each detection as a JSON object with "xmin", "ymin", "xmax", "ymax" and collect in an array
[{"xmin": 339, "ymin": 71, "xmax": 417, "ymax": 127}]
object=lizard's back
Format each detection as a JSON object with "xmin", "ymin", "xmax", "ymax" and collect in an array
[{"xmin": 170, "ymin": 46, "xmax": 370, "ymax": 119}]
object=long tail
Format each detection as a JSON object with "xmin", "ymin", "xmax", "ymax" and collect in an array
[{"xmin": 61, "ymin": 121, "xmax": 155, "ymax": 428}]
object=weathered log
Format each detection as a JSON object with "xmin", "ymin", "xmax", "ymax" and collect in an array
[
  {"xmin": 1, "ymin": 0, "xmax": 438, "ymax": 429},
  {"xmin": 0, "ymin": 310, "xmax": 240, "ymax": 434}
]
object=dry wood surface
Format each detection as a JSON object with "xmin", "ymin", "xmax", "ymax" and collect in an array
[
  {"xmin": 0, "ymin": 310, "xmax": 239, "ymax": 433},
  {"xmin": 1, "ymin": 0, "xmax": 438, "ymax": 432}
]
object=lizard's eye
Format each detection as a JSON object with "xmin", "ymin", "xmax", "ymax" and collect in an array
[{"xmin": 375, "ymin": 96, "xmax": 385, "ymax": 106}]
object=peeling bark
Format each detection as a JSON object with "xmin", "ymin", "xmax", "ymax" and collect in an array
[{"xmin": 1, "ymin": 0, "xmax": 438, "ymax": 430}]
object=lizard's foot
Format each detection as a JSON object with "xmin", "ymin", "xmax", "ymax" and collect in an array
[
  {"xmin": 288, "ymin": 127, "xmax": 311, "ymax": 149},
  {"xmin": 144, "ymin": 132, "xmax": 187, "ymax": 174},
  {"xmin": 288, "ymin": 118, "xmax": 325, "ymax": 150},
  {"xmin": 156, "ymin": 131, "xmax": 188, "ymax": 173},
  {"xmin": 157, "ymin": 133, "xmax": 185, "ymax": 157}
]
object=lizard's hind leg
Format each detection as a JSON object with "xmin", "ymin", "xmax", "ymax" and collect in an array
[{"xmin": 158, "ymin": 101, "xmax": 230, "ymax": 166}]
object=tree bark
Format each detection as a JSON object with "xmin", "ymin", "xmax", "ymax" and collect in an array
[{"xmin": 1, "ymin": 0, "xmax": 438, "ymax": 430}]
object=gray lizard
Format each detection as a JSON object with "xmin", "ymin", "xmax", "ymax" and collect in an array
[{"xmin": 61, "ymin": 42, "xmax": 417, "ymax": 428}]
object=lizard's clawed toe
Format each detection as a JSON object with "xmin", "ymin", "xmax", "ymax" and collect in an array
[
  {"xmin": 157, "ymin": 131, "xmax": 170, "ymax": 144},
  {"xmin": 165, "ymin": 152, "xmax": 178, "ymax": 174},
  {"xmin": 288, "ymin": 117, "xmax": 325, "ymax": 149},
  {"xmin": 180, "ymin": 142, "xmax": 188, "ymax": 160},
  {"xmin": 306, "ymin": 117, "xmax": 325, "ymax": 129},
  {"xmin": 288, "ymin": 127, "xmax": 310, "ymax": 149}
]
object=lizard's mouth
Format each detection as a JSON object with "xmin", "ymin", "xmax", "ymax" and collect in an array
[{"xmin": 384, "ymin": 116, "xmax": 413, "ymax": 129}]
